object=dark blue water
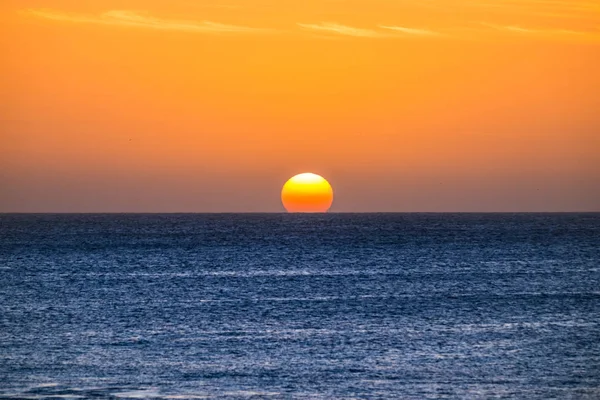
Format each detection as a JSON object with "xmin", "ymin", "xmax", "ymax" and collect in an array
[{"xmin": 1, "ymin": 214, "xmax": 599, "ymax": 399}]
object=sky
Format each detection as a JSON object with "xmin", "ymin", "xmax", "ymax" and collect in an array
[{"xmin": 1, "ymin": 0, "xmax": 599, "ymax": 212}]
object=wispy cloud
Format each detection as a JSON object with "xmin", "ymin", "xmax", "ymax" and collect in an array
[
  {"xmin": 482, "ymin": 22, "xmax": 590, "ymax": 37},
  {"xmin": 22, "ymin": 8, "xmax": 598, "ymax": 42},
  {"xmin": 297, "ymin": 22, "xmax": 384, "ymax": 38},
  {"xmin": 23, "ymin": 9, "xmax": 269, "ymax": 34},
  {"xmin": 379, "ymin": 25, "xmax": 441, "ymax": 36}
]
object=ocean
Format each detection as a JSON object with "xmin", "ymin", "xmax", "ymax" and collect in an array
[{"xmin": 1, "ymin": 213, "xmax": 599, "ymax": 399}]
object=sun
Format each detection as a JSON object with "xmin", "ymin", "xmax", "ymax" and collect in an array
[{"xmin": 281, "ymin": 173, "xmax": 334, "ymax": 213}]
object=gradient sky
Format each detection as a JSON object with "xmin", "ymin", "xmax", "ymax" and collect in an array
[{"xmin": 1, "ymin": 0, "xmax": 599, "ymax": 212}]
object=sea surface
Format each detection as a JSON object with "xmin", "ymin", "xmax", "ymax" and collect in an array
[{"xmin": 1, "ymin": 213, "xmax": 599, "ymax": 399}]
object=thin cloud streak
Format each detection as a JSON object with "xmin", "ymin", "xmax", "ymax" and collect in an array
[
  {"xmin": 482, "ymin": 22, "xmax": 590, "ymax": 36},
  {"xmin": 297, "ymin": 22, "xmax": 384, "ymax": 38},
  {"xmin": 22, "ymin": 8, "xmax": 598, "ymax": 42},
  {"xmin": 379, "ymin": 25, "xmax": 441, "ymax": 36},
  {"xmin": 23, "ymin": 9, "xmax": 269, "ymax": 34}
]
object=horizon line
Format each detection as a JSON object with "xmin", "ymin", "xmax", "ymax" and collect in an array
[{"xmin": 1, "ymin": 211, "xmax": 598, "ymax": 215}]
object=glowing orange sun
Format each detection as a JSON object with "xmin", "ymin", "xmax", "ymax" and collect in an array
[{"xmin": 281, "ymin": 173, "xmax": 334, "ymax": 213}]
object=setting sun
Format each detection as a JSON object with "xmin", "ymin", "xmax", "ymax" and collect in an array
[{"xmin": 281, "ymin": 173, "xmax": 334, "ymax": 213}]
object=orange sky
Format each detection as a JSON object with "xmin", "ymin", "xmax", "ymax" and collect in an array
[{"xmin": 1, "ymin": 0, "xmax": 599, "ymax": 212}]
